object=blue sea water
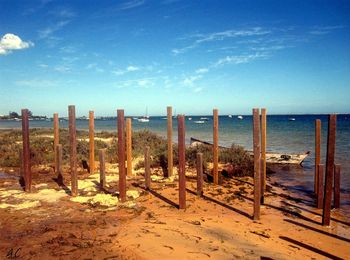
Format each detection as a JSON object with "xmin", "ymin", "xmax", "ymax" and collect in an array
[{"xmin": 1, "ymin": 114, "xmax": 350, "ymax": 198}]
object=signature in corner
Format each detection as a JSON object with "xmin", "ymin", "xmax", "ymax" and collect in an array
[{"xmin": 6, "ymin": 248, "xmax": 21, "ymax": 259}]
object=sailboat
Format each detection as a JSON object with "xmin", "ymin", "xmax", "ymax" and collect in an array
[{"xmin": 138, "ymin": 107, "xmax": 150, "ymax": 122}]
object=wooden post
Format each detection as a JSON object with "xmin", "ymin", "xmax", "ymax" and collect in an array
[
  {"xmin": 53, "ymin": 113, "xmax": 59, "ymax": 172},
  {"xmin": 21, "ymin": 109, "xmax": 31, "ymax": 192},
  {"xmin": 253, "ymin": 108, "xmax": 261, "ymax": 220},
  {"xmin": 56, "ymin": 144, "xmax": 63, "ymax": 185},
  {"xmin": 69, "ymin": 105, "xmax": 78, "ymax": 196},
  {"xmin": 126, "ymin": 118, "xmax": 132, "ymax": 176},
  {"xmin": 315, "ymin": 119, "xmax": 321, "ymax": 194},
  {"xmin": 213, "ymin": 108, "xmax": 219, "ymax": 185},
  {"xmin": 118, "ymin": 109, "xmax": 126, "ymax": 202},
  {"xmin": 261, "ymin": 108, "xmax": 266, "ymax": 204},
  {"xmin": 317, "ymin": 164, "xmax": 324, "ymax": 209},
  {"xmin": 167, "ymin": 106, "xmax": 173, "ymax": 177},
  {"xmin": 89, "ymin": 111, "xmax": 95, "ymax": 173},
  {"xmin": 196, "ymin": 153, "xmax": 203, "ymax": 196},
  {"xmin": 322, "ymin": 114, "xmax": 337, "ymax": 226},
  {"xmin": 178, "ymin": 115, "xmax": 186, "ymax": 209},
  {"xmin": 334, "ymin": 164, "xmax": 340, "ymax": 209},
  {"xmin": 99, "ymin": 149, "xmax": 106, "ymax": 190},
  {"xmin": 144, "ymin": 146, "xmax": 151, "ymax": 190}
]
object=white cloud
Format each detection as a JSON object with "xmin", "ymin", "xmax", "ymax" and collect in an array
[
  {"xmin": 119, "ymin": 0, "xmax": 145, "ymax": 10},
  {"xmin": 0, "ymin": 33, "xmax": 34, "ymax": 55},
  {"xmin": 183, "ymin": 75, "xmax": 202, "ymax": 86},
  {"xmin": 214, "ymin": 53, "xmax": 267, "ymax": 67},
  {"xmin": 113, "ymin": 65, "xmax": 141, "ymax": 75},
  {"xmin": 38, "ymin": 20, "xmax": 70, "ymax": 39},
  {"xmin": 193, "ymin": 87, "xmax": 203, "ymax": 93},
  {"xmin": 127, "ymin": 65, "xmax": 140, "ymax": 72},
  {"xmin": 195, "ymin": 68, "xmax": 209, "ymax": 74},
  {"xmin": 309, "ymin": 25, "xmax": 344, "ymax": 35},
  {"xmin": 15, "ymin": 79, "xmax": 57, "ymax": 88}
]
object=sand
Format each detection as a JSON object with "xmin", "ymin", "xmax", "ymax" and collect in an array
[{"xmin": 0, "ymin": 164, "xmax": 349, "ymax": 259}]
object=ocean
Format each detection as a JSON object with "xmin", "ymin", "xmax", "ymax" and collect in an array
[{"xmin": 1, "ymin": 114, "xmax": 349, "ymax": 202}]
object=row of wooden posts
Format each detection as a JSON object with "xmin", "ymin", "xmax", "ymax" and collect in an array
[
  {"xmin": 20, "ymin": 107, "xmax": 339, "ymax": 225},
  {"xmin": 314, "ymin": 115, "xmax": 341, "ymax": 226}
]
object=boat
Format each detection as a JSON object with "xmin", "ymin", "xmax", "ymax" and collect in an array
[
  {"xmin": 194, "ymin": 120, "xmax": 205, "ymax": 124},
  {"xmin": 188, "ymin": 117, "xmax": 192, "ymax": 121},
  {"xmin": 288, "ymin": 118, "xmax": 296, "ymax": 121},
  {"xmin": 138, "ymin": 117, "xmax": 149, "ymax": 123},
  {"xmin": 200, "ymin": 117, "xmax": 209, "ymax": 121},
  {"xmin": 228, "ymin": 115, "xmax": 233, "ymax": 118},
  {"xmin": 237, "ymin": 115, "xmax": 243, "ymax": 120},
  {"xmin": 190, "ymin": 137, "xmax": 310, "ymax": 165}
]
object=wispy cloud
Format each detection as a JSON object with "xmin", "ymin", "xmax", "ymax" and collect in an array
[
  {"xmin": 86, "ymin": 63, "xmax": 104, "ymax": 73},
  {"xmin": 214, "ymin": 53, "xmax": 268, "ymax": 67},
  {"xmin": 112, "ymin": 65, "xmax": 141, "ymax": 75},
  {"xmin": 38, "ymin": 20, "xmax": 70, "ymax": 39},
  {"xmin": 309, "ymin": 25, "xmax": 344, "ymax": 35},
  {"xmin": 195, "ymin": 68, "xmax": 209, "ymax": 74},
  {"xmin": 172, "ymin": 27, "xmax": 271, "ymax": 55},
  {"xmin": 119, "ymin": 0, "xmax": 145, "ymax": 10},
  {"xmin": 193, "ymin": 87, "xmax": 203, "ymax": 93},
  {"xmin": 115, "ymin": 77, "xmax": 155, "ymax": 88},
  {"xmin": 182, "ymin": 75, "xmax": 202, "ymax": 87},
  {"xmin": 0, "ymin": 33, "xmax": 34, "ymax": 55},
  {"xmin": 15, "ymin": 79, "xmax": 57, "ymax": 88}
]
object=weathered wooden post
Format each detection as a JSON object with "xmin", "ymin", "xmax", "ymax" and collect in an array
[
  {"xmin": 261, "ymin": 108, "xmax": 266, "ymax": 204},
  {"xmin": 21, "ymin": 109, "xmax": 31, "ymax": 192},
  {"xmin": 315, "ymin": 119, "xmax": 321, "ymax": 194},
  {"xmin": 167, "ymin": 106, "xmax": 173, "ymax": 177},
  {"xmin": 144, "ymin": 146, "xmax": 151, "ymax": 190},
  {"xmin": 56, "ymin": 144, "xmax": 63, "ymax": 185},
  {"xmin": 126, "ymin": 118, "xmax": 132, "ymax": 176},
  {"xmin": 253, "ymin": 108, "xmax": 261, "ymax": 220},
  {"xmin": 196, "ymin": 153, "xmax": 203, "ymax": 196},
  {"xmin": 99, "ymin": 149, "xmax": 106, "ymax": 190},
  {"xmin": 69, "ymin": 105, "xmax": 78, "ymax": 196},
  {"xmin": 89, "ymin": 111, "xmax": 95, "ymax": 173},
  {"xmin": 213, "ymin": 108, "xmax": 219, "ymax": 185},
  {"xmin": 322, "ymin": 114, "xmax": 336, "ymax": 226},
  {"xmin": 178, "ymin": 115, "xmax": 186, "ymax": 209},
  {"xmin": 317, "ymin": 164, "xmax": 324, "ymax": 209},
  {"xmin": 53, "ymin": 113, "xmax": 59, "ymax": 172},
  {"xmin": 118, "ymin": 109, "xmax": 126, "ymax": 202},
  {"xmin": 334, "ymin": 164, "xmax": 340, "ymax": 209}
]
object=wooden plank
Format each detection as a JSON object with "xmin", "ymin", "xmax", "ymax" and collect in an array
[
  {"xmin": 118, "ymin": 109, "xmax": 126, "ymax": 202},
  {"xmin": 99, "ymin": 149, "xmax": 106, "ymax": 190},
  {"xmin": 261, "ymin": 108, "xmax": 266, "ymax": 204},
  {"xmin": 315, "ymin": 119, "xmax": 321, "ymax": 194},
  {"xmin": 253, "ymin": 108, "xmax": 261, "ymax": 220},
  {"xmin": 56, "ymin": 144, "xmax": 63, "ymax": 185},
  {"xmin": 334, "ymin": 164, "xmax": 340, "ymax": 209},
  {"xmin": 322, "ymin": 114, "xmax": 337, "ymax": 226},
  {"xmin": 69, "ymin": 105, "xmax": 78, "ymax": 196},
  {"xmin": 144, "ymin": 146, "xmax": 151, "ymax": 190},
  {"xmin": 317, "ymin": 164, "xmax": 324, "ymax": 209},
  {"xmin": 89, "ymin": 111, "xmax": 95, "ymax": 173},
  {"xmin": 213, "ymin": 108, "xmax": 219, "ymax": 185},
  {"xmin": 167, "ymin": 106, "xmax": 173, "ymax": 177},
  {"xmin": 126, "ymin": 118, "xmax": 132, "ymax": 176},
  {"xmin": 21, "ymin": 109, "xmax": 31, "ymax": 192},
  {"xmin": 178, "ymin": 115, "xmax": 186, "ymax": 209},
  {"xmin": 53, "ymin": 113, "xmax": 59, "ymax": 173},
  {"xmin": 196, "ymin": 153, "xmax": 203, "ymax": 196}
]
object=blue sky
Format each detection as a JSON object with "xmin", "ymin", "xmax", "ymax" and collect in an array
[{"xmin": 0, "ymin": 0, "xmax": 349, "ymax": 116}]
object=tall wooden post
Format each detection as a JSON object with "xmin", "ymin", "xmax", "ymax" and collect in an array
[
  {"xmin": 118, "ymin": 109, "xmax": 126, "ymax": 202},
  {"xmin": 69, "ymin": 105, "xmax": 78, "ymax": 196},
  {"xmin": 261, "ymin": 108, "xmax": 266, "ymax": 204},
  {"xmin": 21, "ymin": 109, "xmax": 31, "ymax": 192},
  {"xmin": 167, "ymin": 106, "xmax": 173, "ymax": 177},
  {"xmin": 53, "ymin": 113, "xmax": 59, "ymax": 172},
  {"xmin": 334, "ymin": 164, "xmax": 340, "ymax": 209},
  {"xmin": 253, "ymin": 108, "xmax": 261, "ymax": 220},
  {"xmin": 317, "ymin": 164, "xmax": 324, "ymax": 209},
  {"xmin": 178, "ymin": 115, "xmax": 186, "ymax": 209},
  {"xmin": 99, "ymin": 149, "xmax": 106, "ymax": 190},
  {"xmin": 144, "ymin": 146, "xmax": 151, "ymax": 190},
  {"xmin": 196, "ymin": 153, "xmax": 203, "ymax": 196},
  {"xmin": 126, "ymin": 118, "xmax": 132, "ymax": 176},
  {"xmin": 322, "ymin": 114, "xmax": 336, "ymax": 226},
  {"xmin": 315, "ymin": 119, "xmax": 321, "ymax": 194},
  {"xmin": 89, "ymin": 111, "xmax": 95, "ymax": 173},
  {"xmin": 213, "ymin": 108, "xmax": 219, "ymax": 185},
  {"xmin": 56, "ymin": 144, "xmax": 63, "ymax": 185}
]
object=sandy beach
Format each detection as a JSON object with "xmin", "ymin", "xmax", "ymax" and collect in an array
[{"xmin": 1, "ymin": 158, "xmax": 349, "ymax": 259}]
